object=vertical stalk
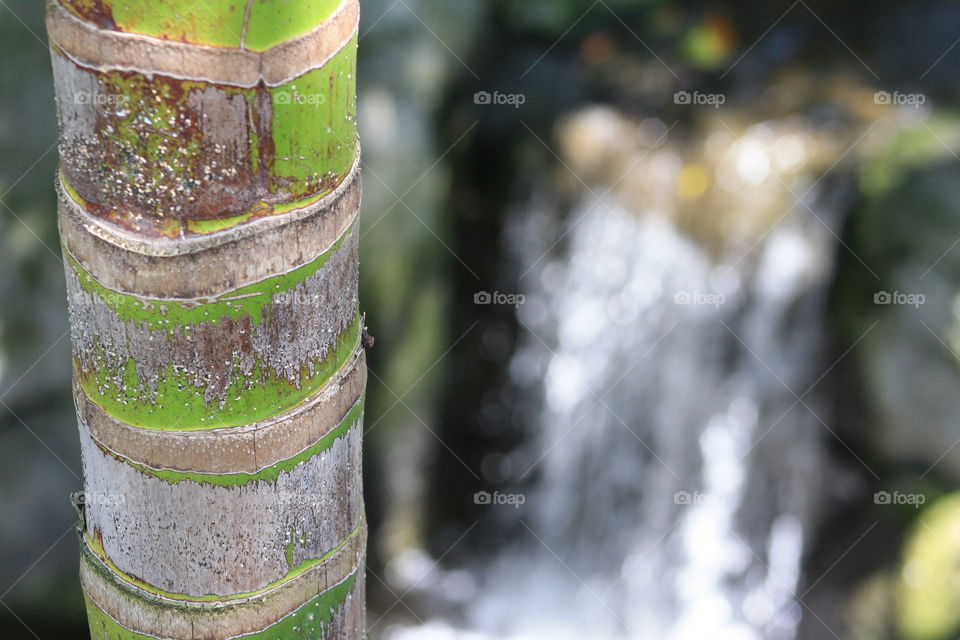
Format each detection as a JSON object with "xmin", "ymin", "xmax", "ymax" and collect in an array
[{"xmin": 47, "ymin": 0, "xmax": 366, "ymax": 637}]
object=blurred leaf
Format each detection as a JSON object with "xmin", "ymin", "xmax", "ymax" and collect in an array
[
  {"xmin": 898, "ymin": 493, "xmax": 960, "ymax": 640},
  {"xmin": 681, "ymin": 12, "xmax": 737, "ymax": 70}
]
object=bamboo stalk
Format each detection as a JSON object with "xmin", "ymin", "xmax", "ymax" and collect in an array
[{"xmin": 47, "ymin": 0, "xmax": 366, "ymax": 637}]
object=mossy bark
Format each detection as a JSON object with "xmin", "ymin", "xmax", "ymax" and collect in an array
[{"xmin": 47, "ymin": 0, "xmax": 366, "ymax": 637}]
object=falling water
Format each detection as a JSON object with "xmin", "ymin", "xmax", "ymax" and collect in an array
[{"xmin": 387, "ymin": 108, "xmax": 853, "ymax": 640}]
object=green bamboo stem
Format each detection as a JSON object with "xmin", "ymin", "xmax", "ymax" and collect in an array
[{"xmin": 47, "ymin": 0, "xmax": 367, "ymax": 637}]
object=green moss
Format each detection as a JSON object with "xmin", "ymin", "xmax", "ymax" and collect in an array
[
  {"xmin": 268, "ymin": 35, "xmax": 358, "ymax": 201},
  {"xmin": 95, "ymin": 71, "xmax": 208, "ymax": 205},
  {"xmin": 84, "ymin": 597, "xmax": 157, "ymax": 640},
  {"xmin": 66, "ymin": 0, "xmax": 343, "ymax": 51},
  {"xmin": 97, "ymin": 0, "xmax": 246, "ymax": 47},
  {"xmin": 245, "ymin": 0, "xmax": 344, "ymax": 52},
  {"xmin": 78, "ymin": 314, "xmax": 360, "ymax": 431},
  {"xmin": 117, "ymin": 395, "xmax": 364, "ymax": 485},
  {"xmin": 186, "ymin": 210, "xmax": 256, "ymax": 234},
  {"xmin": 285, "ymin": 535, "xmax": 297, "ymax": 570},
  {"xmin": 84, "ymin": 563, "xmax": 360, "ymax": 639},
  {"xmin": 66, "ymin": 38, "xmax": 356, "ymax": 235}
]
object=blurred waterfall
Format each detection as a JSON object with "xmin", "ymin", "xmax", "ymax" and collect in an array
[
  {"xmin": 388, "ymin": 108, "xmax": 856, "ymax": 640},
  {"xmin": 474, "ymin": 199, "xmax": 831, "ymax": 640}
]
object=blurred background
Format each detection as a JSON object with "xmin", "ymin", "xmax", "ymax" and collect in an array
[{"xmin": 3, "ymin": 0, "xmax": 960, "ymax": 638}]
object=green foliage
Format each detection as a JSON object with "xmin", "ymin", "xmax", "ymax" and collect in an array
[{"xmin": 898, "ymin": 493, "xmax": 960, "ymax": 640}]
